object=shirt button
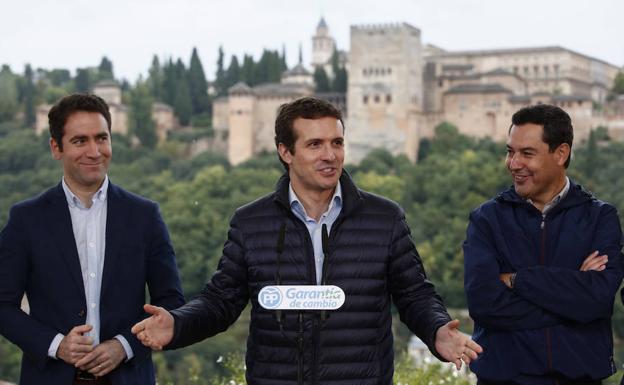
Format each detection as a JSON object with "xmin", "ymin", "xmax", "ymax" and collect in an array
[
  {"xmin": 89, "ymin": 272, "xmax": 96, "ymax": 278},
  {"xmin": 91, "ymin": 303, "xmax": 96, "ymax": 309},
  {"xmin": 88, "ymin": 242, "xmax": 95, "ymax": 248}
]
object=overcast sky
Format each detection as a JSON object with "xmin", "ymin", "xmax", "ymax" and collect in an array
[{"xmin": 1, "ymin": 0, "xmax": 622, "ymax": 82}]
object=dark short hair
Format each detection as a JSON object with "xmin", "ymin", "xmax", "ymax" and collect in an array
[
  {"xmin": 510, "ymin": 104, "xmax": 574, "ymax": 168},
  {"xmin": 48, "ymin": 93, "xmax": 112, "ymax": 151},
  {"xmin": 274, "ymin": 96, "xmax": 344, "ymax": 170}
]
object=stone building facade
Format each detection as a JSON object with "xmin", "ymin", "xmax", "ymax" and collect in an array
[{"xmin": 213, "ymin": 18, "xmax": 622, "ymax": 165}]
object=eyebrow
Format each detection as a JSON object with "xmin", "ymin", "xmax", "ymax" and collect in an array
[
  {"xmin": 506, "ymin": 144, "xmax": 537, "ymax": 152},
  {"xmin": 68, "ymin": 132, "xmax": 109, "ymax": 141}
]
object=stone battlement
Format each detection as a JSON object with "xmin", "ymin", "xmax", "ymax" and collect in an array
[{"xmin": 351, "ymin": 22, "xmax": 420, "ymax": 34}]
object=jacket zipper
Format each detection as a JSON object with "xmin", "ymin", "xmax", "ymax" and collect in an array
[
  {"xmin": 298, "ymin": 312, "xmax": 304, "ymax": 385},
  {"xmin": 540, "ymin": 215, "xmax": 554, "ymax": 379},
  {"xmin": 286, "ymin": 209, "xmax": 346, "ymax": 385}
]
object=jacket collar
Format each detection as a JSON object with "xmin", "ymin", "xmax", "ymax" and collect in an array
[
  {"xmin": 496, "ymin": 179, "xmax": 593, "ymax": 213},
  {"xmin": 274, "ymin": 170, "xmax": 363, "ymax": 217}
]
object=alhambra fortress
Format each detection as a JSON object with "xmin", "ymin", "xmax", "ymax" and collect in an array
[{"xmin": 36, "ymin": 18, "xmax": 624, "ymax": 165}]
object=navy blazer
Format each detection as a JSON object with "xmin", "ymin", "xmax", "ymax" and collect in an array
[{"xmin": 0, "ymin": 182, "xmax": 185, "ymax": 385}]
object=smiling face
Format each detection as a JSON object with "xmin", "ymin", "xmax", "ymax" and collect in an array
[
  {"xmin": 50, "ymin": 111, "xmax": 112, "ymax": 191},
  {"xmin": 278, "ymin": 116, "xmax": 344, "ymax": 196},
  {"xmin": 505, "ymin": 123, "xmax": 569, "ymax": 206}
]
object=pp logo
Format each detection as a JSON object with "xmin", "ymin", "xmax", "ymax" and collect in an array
[{"xmin": 259, "ymin": 286, "xmax": 282, "ymax": 309}]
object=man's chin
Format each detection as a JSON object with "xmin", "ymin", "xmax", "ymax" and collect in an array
[{"xmin": 513, "ymin": 184, "xmax": 531, "ymax": 199}]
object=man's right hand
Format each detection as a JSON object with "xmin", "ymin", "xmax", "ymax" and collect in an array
[
  {"xmin": 580, "ymin": 250, "xmax": 608, "ymax": 272},
  {"xmin": 131, "ymin": 304, "xmax": 174, "ymax": 351},
  {"xmin": 56, "ymin": 324, "xmax": 94, "ymax": 365}
]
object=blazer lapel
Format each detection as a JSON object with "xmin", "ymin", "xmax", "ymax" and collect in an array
[
  {"xmin": 45, "ymin": 184, "xmax": 86, "ymax": 297},
  {"xmin": 101, "ymin": 183, "xmax": 125, "ymax": 297}
]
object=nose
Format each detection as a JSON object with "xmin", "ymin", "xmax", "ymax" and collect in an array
[
  {"xmin": 507, "ymin": 153, "xmax": 522, "ymax": 170},
  {"xmin": 85, "ymin": 140, "xmax": 101, "ymax": 158},
  {"xmin": 321, "ymin": 145, "xmax": 336, "ymax": 161}
]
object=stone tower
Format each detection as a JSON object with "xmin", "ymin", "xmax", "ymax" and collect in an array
[
  {"xmin": 311, "ymin": 17, "xmax": 336, "ymax": 72},
  {"xmin": 347, "ymin": 23, "xmax": 424, "ymax": 163},
  {"xmin": 227, "ymin": 82, "xmax": 256, "ymax": 166}
]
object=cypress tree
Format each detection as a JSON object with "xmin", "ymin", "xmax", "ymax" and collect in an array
[
  {"xmin": 188, "ymin": 47, "xmax": 209, "ymax": 114},
  {"xmin": 98, "ymin": 57, "xmax": 114, "ymax": 80},
  {"xmin": 225, "ymin": 56, "xmax": 241, "ymax": 91},
  {"xmin": 75, "ymin": 68, "xmax": 91, "ymax": 92},
  {"xmin": 22, "ymin": 64, "xmax": 36, "ymax": 127},
  {"xmin": 313, "ymin": 67, "xmax": 330, "ymax": 92},
  {"xmin": 148, "ymin": 55, "xmax": 163, "ymax": 101},
  {"xmin": 215, "ymin": 46, "xmax": 226, "ymax": 96}
]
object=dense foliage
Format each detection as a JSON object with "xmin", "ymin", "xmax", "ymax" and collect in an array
[{"xmin": 1, "ymin": 121, "xmax": 624, "ymax": 382}]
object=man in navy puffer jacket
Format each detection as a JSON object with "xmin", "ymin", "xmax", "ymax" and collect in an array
[
  {"xmin": 464, "ymin": 104, "xmax": 623, "ymax": 385},
  {"xmin": 132, "ymin": 96, "xmax": 482, "ymax": 384}
]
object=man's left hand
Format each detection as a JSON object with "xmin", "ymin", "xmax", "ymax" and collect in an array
[
  {"xmin": 435, "ymin": 319, "xmax": 482, "ymax": 369},
  {"xmin": 499, "ymin": 273, "xmax": 514, "ymax": 288},
  {"xmin": 75, "ymin": 339, "xmax": 126, "ymax": 377}
]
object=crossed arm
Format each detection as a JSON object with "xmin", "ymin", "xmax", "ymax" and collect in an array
[{"xmin": 465, "ymin": 206, "xmax": 623, "ymax": 329}]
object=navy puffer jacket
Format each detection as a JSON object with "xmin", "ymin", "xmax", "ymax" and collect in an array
[{"xmin": 168, "ymin": 172, "xmax": 451, "ymax": 385}]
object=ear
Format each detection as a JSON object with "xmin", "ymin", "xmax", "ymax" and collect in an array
[
  {"xmin": 50, "ymin": 138, "xmax": 62, "ymax": 160},
  {"xmin": 277, "ymin": 143, "xmax": 293, "ymax": 166},
  {"xmin": 555, "ymin": 143, "xmax": 571, "ymax": 166}
]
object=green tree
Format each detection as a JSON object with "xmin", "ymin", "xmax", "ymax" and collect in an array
[
  {"xmin": 215, "ymin": 46, "xmax": 226, "ymax": 96},
  {"xmin": 313, "ymin": 67, "xmax": 330, "ymax": 92},
  {"xmin": 47, "ymin": 68, "xmax": 71, "ymax": 86},
  {"xmin": 147, "ymin": 55, "xmax": 164, "ymax": 101},
  {"xmin": 609, "ymin": 71, "xmax": 624, "ymax": 99},
  {"xmin": 240, "ymin": 54, "xmax": 256, "ymax": 85},
  {"xmin": 98, "ymin": 56, "xmax": 114, "ymax": 80},
  {"xmin": 174, "ymin": 78, "xmax": 193, "ymax": 126},
  {"xmin": 162, "ymin": 58, "xmax": 178, "ymax": 105},
  {"xmin": 330, "ymin": 49, "xmax": 347, "ymax": 92},
  {"xmin": 21, "ymin": 64, "xmax": 37, "ymax": 127},
  {"xmin": 188, "ymin": 47, "xmax": 210, "ymax": 114},
  {"xmin": 129, "ymin": 79, "xmax": 157, "ymax": 148},
  {"xmin": 74, "ymin": 68, "xmax": 91, "ymax": 92},
  {"xmin": 255, "ymin": 49, "xmax": 284, "ymax": 84},
  {"xmin": 224, "ymin": 55, "xmax": 241, "ymax": 91},
  {"xmin": 0, "ymin": 65, "xmax": 19, "ymax": 123}
]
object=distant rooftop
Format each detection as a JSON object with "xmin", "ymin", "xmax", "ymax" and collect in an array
[
  {"xmin": 445, "ymin": 83, "xmax": 512, "ymax": 95},
  {"xmin": 430, "ymin": 46, "xmax": 619, "ymax": 69}
]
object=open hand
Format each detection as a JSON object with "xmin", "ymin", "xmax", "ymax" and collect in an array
[
  {"xmin": 434, "ymin": 319, "xmax": 483, "ymax": 369},
  {"xmin": 131, "ymin": 304, "xmax": 174, "ymax": 351}
]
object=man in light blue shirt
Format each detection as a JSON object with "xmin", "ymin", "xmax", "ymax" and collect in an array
[
  {"xmin": 0, "ymin": 93, "xmax": 184, "ymax": 385},
  {"xmin": 289, "ymin": 182, "xmax": 342, "ymax": 284}
]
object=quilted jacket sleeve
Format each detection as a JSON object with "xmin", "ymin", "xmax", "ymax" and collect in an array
[
  {"xmin": 388, "ymin": 210, "xmax": 451, "ymax": 358},
  {"xmin": 167, "ymin": 214, "xmax": 249, "ymax": 349}
]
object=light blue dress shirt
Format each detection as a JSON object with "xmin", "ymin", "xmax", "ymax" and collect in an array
[
  {"xmin": 48, "ymin": 176, "xmax": 133, "ymax": 360},
  {"xmin": 289, "ymin": 182, "xmax": 342, "ymax": 285}
]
